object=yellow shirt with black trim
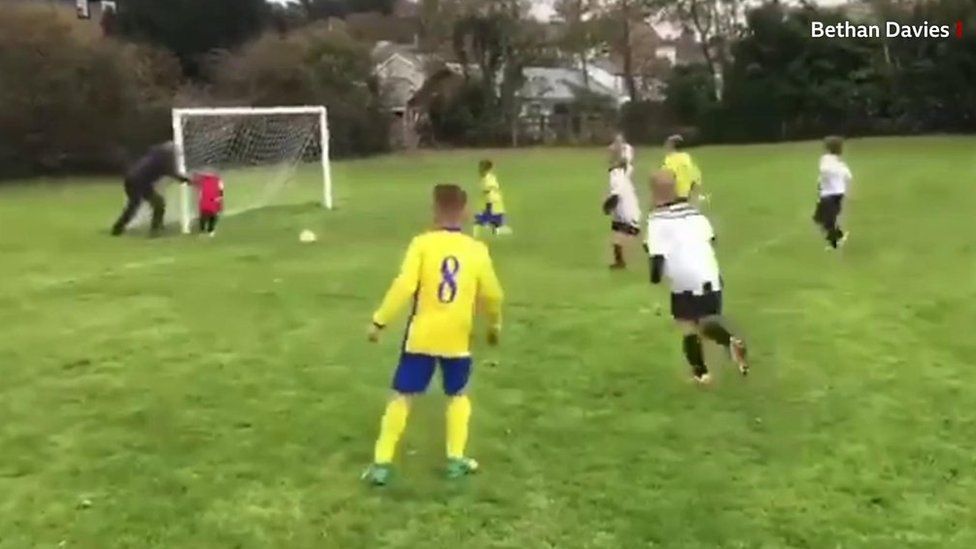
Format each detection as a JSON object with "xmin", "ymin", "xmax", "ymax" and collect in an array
[
  {"xmin": 481, "ymin": 172, "xmax": 506, "ymax": 214},
  {"xmin": 662, "ymin": 152, "xmax": 702, "ymax": 199},
  {"xmin": 372, "ymin": 229, "xmax": 504, "ymax": 357}
]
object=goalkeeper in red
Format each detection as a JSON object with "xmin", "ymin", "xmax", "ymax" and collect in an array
[{"xmin": 363, "ymin": 184, "xmax": 504, "ymax": 486}]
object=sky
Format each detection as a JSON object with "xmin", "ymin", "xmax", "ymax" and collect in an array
[
  {"xmin": 269, "ymin": 0, "xmax": 849, "ymax": 22},
  {"xmin": 529, "ymin": 0, "xmax": 850, "ymax": 21}
]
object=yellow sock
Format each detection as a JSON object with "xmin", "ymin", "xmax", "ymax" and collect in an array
[
  {"xmin": 445, "ymin": 395, "xmax": 472, "ymax": 459},
  {"xmin": 373, "ymin": 396, "xmax": 409, "ymax": 464}
]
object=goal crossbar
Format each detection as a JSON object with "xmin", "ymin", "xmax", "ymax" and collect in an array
[{"xmin": 174, "ymin": 106, "xmax": 327, "ymax": 117}]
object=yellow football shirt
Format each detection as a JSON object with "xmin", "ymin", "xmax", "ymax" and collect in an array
[
  {"xmin": 662, "ymin": 152, "xmax": 702, "ymax": 198},
  {"xmin": 481, "ymin": 172, "xmax": 506, "ymax": 214},
  {"xmin": 373, "ymin": 229, "xmax": 504, "ymax": 357}
]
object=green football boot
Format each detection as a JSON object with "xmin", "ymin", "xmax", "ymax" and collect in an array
[
  {"xmin": 446, "ymin": 457, "xmax": 479, "ymax": 479},
  {"xmin": 361, "ymin": 463, "xmax": 393, "ymax": 486}
]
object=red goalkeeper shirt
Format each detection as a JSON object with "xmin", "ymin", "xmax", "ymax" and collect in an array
[{"xmin": 193, "ymin": 173, "xmax": 224, "ymax": 214}]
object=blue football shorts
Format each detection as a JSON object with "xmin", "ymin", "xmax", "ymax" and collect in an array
[
  {"xmin": 474, "ymin": 204, "xmax": 505, "ymax": 227},
  {"xmin": 392, "ymin": 353, "xmax": 472, "ymax": 396}
]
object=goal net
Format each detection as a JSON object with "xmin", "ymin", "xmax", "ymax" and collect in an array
[{"xmin": 165, "ymin": 106, "xmax": 332, "ymax": 233}]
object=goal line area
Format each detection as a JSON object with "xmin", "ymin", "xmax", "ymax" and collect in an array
[{"xmin": 142, "ymin": 106, "xmax": 333, "ymax": 233}]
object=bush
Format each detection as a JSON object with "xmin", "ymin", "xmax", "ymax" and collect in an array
[
  {"xmin": 116, "ymin": 0, "xmax": 268, "ymax": 77},
  {"xmin": 664, "ymin": 64, "xmax": 718, "ymax": 128},
  {"xmin": 204, "ymin": 24, "xmax": 390, "ymax": 158},
  {"xmin": 427, "ymin": 80, "xmax": 495, "ymax": 146},
  {"xmin": 0, "ymin": 5, "xmax": 181, "ymax": 180},
  {"xmin": 618, "ymin": 101, "xmax": 677, "ymax": 145}
]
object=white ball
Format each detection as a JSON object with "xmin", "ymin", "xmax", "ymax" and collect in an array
[{"xmin": 299, "ymin": 229, "xmax": 317, "ymax": 243}]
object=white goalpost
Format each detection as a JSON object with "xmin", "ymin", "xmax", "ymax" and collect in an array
[{"xmin": 170, "ymin": 106, "xmax": 332, "ymax": 234}]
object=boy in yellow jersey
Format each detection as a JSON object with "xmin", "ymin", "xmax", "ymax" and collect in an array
[
  {"xmin": 473, "ymin": 159, "xmax": 512, "ymax": 237},
  {"xmin": 363, "ymin": 184, "xmax": 504, "ymax": 486},
  {"xmin": 661, "ymin": 135, "xmax": 704, "ymax": 202}
]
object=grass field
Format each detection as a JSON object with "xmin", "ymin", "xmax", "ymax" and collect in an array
[{"xmin": 2, "ymin": 137, "xmax": 976, "ymax": 548}]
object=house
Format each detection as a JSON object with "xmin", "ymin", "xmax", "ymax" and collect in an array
[
  {"xmin": 586, "ymin": 24, "xmax": 704, "ymax": 103},
  {"xmin": 518, "ymin": 67, "xmax": 626, "ymax": 118},
  {"xmin": 372, "ymin": 41, "xmax": 445, "ymax": 148},
  {"xmin": 371, "ymin": 36, "xmax": 630, "ymax": 146},
  {"xmin": 517, "ymin": 67, "xmax": 627, "ymax": 144},
  {"xmin": 372, "ymin": 41, "xmax": 428, "ymax": 116}
]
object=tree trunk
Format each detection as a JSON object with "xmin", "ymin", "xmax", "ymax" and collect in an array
[
  {"xmin": 688, "ymin": 1, "xmax": 721, "ymax": 101},
  {"xmin": 622, "ymin": 12, "xmax": 638, "ymax": 102}
]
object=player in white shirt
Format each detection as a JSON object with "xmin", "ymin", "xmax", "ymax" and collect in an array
[
  {"xmin": 603, "ymin": 157, "xmax": 641, "ymax": 269},
  {"xmin": 608, "ymin": 133, "xmax": 635, "ymax": 178},
  {"xmin": 813, "ymin": 136, "xmax": 851, "ymax": 249},
  {"xmin": 646, "ymin": 170, "xmax": 748, "ymax": 383}
]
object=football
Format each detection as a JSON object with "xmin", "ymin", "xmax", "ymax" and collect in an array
[{"xmin": 299, "ymin": 229, "xmax": 317, "ymax": 243}]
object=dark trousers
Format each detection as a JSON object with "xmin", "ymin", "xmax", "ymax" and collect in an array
[
  {"xmin": 199, "ymin": 212, "xmax": 219, "ymax": 233},
  {"xmin": 813, "ymin": 194, "xmax": 844, "ymax": 247},
  {"xmin": 112, "ymin": 179, "xmax": 165, "ymax": 234}
]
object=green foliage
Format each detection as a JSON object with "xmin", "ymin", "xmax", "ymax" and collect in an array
[
  {"xmin": 299, "ymin": 0, "xmax": 398, "ymax": 20},
  {"xmin": 207, "ymin": 25, "xmax": 390, "ymax": 158},
  {"xmin": 684, "ymin": 0, "xmax": 976, "ymax": 143},
  {"xmin": 884, "ymin": 0, "xmax": 976, "ymax": 132},
  {"xmin": 447, "ymin": 8, "xmax": 539, "ymax": 145},
  {"xmin": 0, "ymin": 4, "xmax": 181, "ymax": 179},
  {"xmin": 664, "ymin": 64, "xmax": 718, "ymax": 126},
  {"xmin": 117, "ymin": 0, "xmax": 268, "ymax": 76},
  {"xmin": 619, "ymin": 101, "xmax": 675, "ymax": 144},
  {"xmin": 427, "ymin": 80, "xmax": 496, "ymax": 145}
]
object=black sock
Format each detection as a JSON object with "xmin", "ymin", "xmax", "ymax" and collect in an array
[
  {"xmin": 700, "ymin": 319, "xmax": 733, "ymax": 347},
  {"xmin": 828, "ymin": 227, "xmax": 843, "ymax": 247},
  {"xmin": 682, "ymin": 334, "xmax": 707, "ymax": 377},
  {"xmin": 612, "ymin": 244, "xmax": 624, "ymax": 265}
]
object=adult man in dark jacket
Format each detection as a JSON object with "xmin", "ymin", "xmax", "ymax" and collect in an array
[{"xmin": 111, "ymin": 141, "xmax": 188, "ymax": 236}]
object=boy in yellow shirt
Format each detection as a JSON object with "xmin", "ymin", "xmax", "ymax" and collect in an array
[
  {"xmin": 363, "ymin": 184, "xmax": 505, "ymax": 486},
  {"xmin": 474, "ymin": 159, "xmax": 513, "ymax": 237},
  {"xmin": 661, "ymin": 134, "xmax": 703, "ymax": 202}
]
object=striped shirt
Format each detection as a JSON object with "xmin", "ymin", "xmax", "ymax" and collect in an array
[{"xmin": 646, "ymin": 202, "xmax": 720, "ymax": 294}]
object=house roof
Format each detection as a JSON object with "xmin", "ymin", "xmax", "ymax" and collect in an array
[
  {"xmin": 519, "ymin": 67, "xmax": 622, "ymax": 103},
  {"xmin": 373, "ymin": 40, "xmax": 415, "ymax": 61}
]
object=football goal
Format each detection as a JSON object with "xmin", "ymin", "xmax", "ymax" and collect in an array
[{"xmin": 169, "ymin": 106, "xmax": 332, "ymax": 234}]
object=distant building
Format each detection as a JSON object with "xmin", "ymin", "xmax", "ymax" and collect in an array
[
  {"xmin": 518, "ymin": 67, "xmax": 626, "ymax": 118},
  {"xmin": 392, "ymin": 0, "xmax": 419, "ymax": 19},
  {"xmin": 587, "ymin": 23, "xmax": 705, "ymax": 103},
  {"xmin": 372, "ymin": 42, "xmax": 428, "ymax": 115},
  {"xmin": 24, "ymin": 0, "xmax": 115, "ymax": 19}
]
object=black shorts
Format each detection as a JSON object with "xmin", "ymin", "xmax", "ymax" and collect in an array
[
  {"xmin": 671, "ymin": 285, "xmax": 722, "ymax": 321},
  {"xmin": 611, "ymin": 220, "xmax": 640, "ymax": 236},
  {"xmin": 813, "ymin": 194, "xmax": 843, "ymax": 226}
]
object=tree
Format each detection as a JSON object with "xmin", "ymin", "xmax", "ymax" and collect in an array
[
  {"xmin": 595, "ymin": 0, "xmax": 651, "ymax": 101},
  {"xmin": 664, "ymin": 63, "xmax": 716, "ymax": 124},
  {"xmin": 1, "ymin": 4, "xmax": 180, "ymax": 177},
  {"xmin": 447, "ymin": 0, "xmax": 540, "ymax": 144},
  {"xmin": 299, "ymin": 0, "xmax": 398, "ymax": 20},
  {"xmin": 554, "ymin": 0, "xmax": 600, "ymax": 90},
  {"xmin": 720, "ymin": 2, "xmax": 881, "ymax": 140},
  {"xmin": 208, "ymin": 24, "xmax": 390, "ymax": 157},
  {"xmin": 655, "ymin": 0, "xmax": 747, "ymax": 99},
  {"xmin": 117, "ymin": 0, "xmax": 269, "ymax": 76}
]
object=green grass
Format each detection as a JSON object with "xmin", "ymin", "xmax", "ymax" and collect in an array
[{"xmin": 2, "ymin": 137, "xmax": 976, "ymax": 548}]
